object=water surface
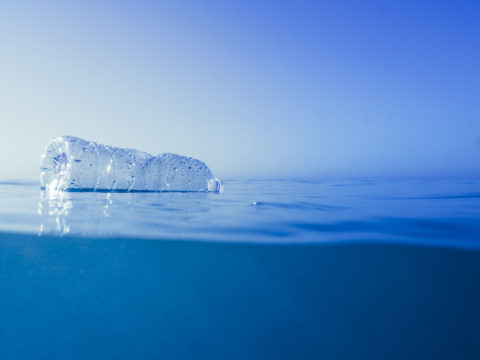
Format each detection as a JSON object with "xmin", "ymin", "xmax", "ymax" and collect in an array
[{"xmin": 1, "ymin": 178, "xmax": 479, "ymax": 248}]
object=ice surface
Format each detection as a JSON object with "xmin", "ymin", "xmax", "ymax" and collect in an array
[{"xmin": 40, "ymin": 136, "xmax": 223, "ymax": 192}]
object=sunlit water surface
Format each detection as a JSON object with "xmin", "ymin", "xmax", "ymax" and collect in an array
[{"xmin": 1, "ymin": 178, "xmax": 479, "ymax": 248}]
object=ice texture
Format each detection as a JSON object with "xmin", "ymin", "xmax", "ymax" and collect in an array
[{"xmin": 40, "ymin": 136, "xmax": 223, "ymax": 192}]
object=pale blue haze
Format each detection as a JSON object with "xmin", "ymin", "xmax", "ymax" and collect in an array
[{"xmin": 0, "ymin": 0, "xmax": 479, "ymax": 179}]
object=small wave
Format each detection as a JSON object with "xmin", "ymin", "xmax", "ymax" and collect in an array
[
  {"xmin": 251, "ymin": 201, "xmax": 344, "ymax": 211},
  {"xmin": 424, "ymin": 193, "xmax": 480, "ymax": 199},
  {"xmin": 291, "ymin": 217, "xmax": 480, "ymax": 244},
  {"xmin": 0, "ymin": 180, "xmax": 38, "ymax": 186}
]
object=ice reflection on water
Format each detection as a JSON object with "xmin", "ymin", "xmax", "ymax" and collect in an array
[
  {"xmin": 37, "ymin": 189, "xmax": 216, "ymax": 239},
  {"xmin": 39, "ymin": 190, "xmax": 116, "ymax": 236},
  {"xmin": 39, "ymin": 189, "xmax": 72, "ymax": 235}
]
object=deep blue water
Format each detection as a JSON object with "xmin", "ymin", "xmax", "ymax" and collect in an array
[{"xmin": 0, "ymin": 178, "xmax": 480, "ymax": 359}]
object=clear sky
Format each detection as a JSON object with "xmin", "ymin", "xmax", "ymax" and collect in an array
[{"xmin": 0, "ymin": 0, "xmax": 479, "ymax": 180}]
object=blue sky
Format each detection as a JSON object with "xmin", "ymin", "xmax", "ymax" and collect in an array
[{"xmin": 0, "ymin": 0, "xmax": 479, "ymax": 179}]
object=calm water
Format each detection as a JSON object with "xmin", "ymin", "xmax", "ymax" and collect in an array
[
  {"xmin": 1, "ymin": 178, "xmax": 479, "ymax": 248},
  {"xmin": 1, "ymin": 178, "xmax": 480, "ymax": 359}
]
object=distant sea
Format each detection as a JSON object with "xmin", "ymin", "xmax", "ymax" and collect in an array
[{"xmin": 0, "ymin": 178, "xmax": 479, "ymax": 359}]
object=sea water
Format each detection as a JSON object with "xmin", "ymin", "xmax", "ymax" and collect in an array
[
  {"xmin": 1, "ymin": 178, "xmax": 479, "ymax": 248},
  {"xmin": 0, "ymin": 178, "xmax": 479, "ymax": 359}
]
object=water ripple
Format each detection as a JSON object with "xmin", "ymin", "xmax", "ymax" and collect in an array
[{"xmin": 0, "ymin": 178, "xmax": 478, "ymax": 249}]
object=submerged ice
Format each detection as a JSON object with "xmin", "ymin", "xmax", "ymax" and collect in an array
[{"xmin": 40, "ymin": 136, "xmax": 223, "ymax": 192}]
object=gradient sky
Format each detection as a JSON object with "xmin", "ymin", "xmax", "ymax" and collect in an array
[{"xmin": 0, "ymin": 0, "xmax": 479, "ymax": 180}]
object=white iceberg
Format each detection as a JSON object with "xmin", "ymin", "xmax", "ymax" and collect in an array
[{"xmin": 40, "ymin": 136, "xmax": 223, "ymax": 192}]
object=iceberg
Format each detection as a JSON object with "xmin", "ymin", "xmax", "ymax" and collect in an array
[{"xmin": 40, "ymin": 136, "xmax": 223, "ymax": 192}]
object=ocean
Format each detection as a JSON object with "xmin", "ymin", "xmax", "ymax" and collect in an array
[{"xmin": 0, "ymin": 178, "xmax": 479, "ymax": 359}]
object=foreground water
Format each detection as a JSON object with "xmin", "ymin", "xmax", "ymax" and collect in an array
[
  {"xmin": 0, "ymin": 178, "xmax": 479, "ymax": 359},
  {"xmin": 1, "ymin": 178, "xmax": 479, "ymax": 248}
]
